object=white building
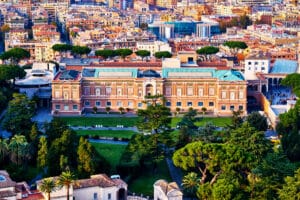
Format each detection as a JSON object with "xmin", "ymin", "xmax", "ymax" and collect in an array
[
  {"xmin": 37, "ymin": 174, "xmax": 127, "ymax": 200},
  {"xmin": 153, "ymin": 180, "xmax": 183, "ymax": 200},
  {"xmin": 136, "ymin": 41, "xmax": 172, "ymax": 56},
  {"xmin": 244, "ymin": 56, "xmax": 270, "ymax": 80}
]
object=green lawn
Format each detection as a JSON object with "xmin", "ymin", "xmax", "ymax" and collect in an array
[
  {"xmin": 58, "ymin": 117, "xmax": 140, "ymax": 127},
  {"xmin": 76, "ymin": 130, "xmax": 136, "ymax": 139},
  {"xmin": 91, "ymin": 143, "xmax": 127, "ymax": 172},
  {"xmin": 128, "ymin": 160, "xmax": 172, "ymax": 197},
  {"xmin": 171, "ymin": 117, "xmax": 232, "ymax": 127},
  {"xmin": 59, "ymin": 116, "xmax": 231, "ymax": 128}
]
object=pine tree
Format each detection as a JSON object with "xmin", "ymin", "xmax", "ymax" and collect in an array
[
  {"xmin": 37, "ymin": 136, "xmax": 48, "ymax": 169},
  {"xmin": 77, "ymin": 137, "xmax": 94, "ymax": 176}
]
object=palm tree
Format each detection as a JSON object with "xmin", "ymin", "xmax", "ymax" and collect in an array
[
  {"xmin": 57, "ymin": 170, "xmax": 75, "ymax": 200},
  {"xmin": 8, "ymin": 135, "xmax": 29, "ymax": 166},
  {"xmin": 182, "ymin": 172, "xmax": 200, "ymax": 199},
  {"xmin": 39, "ymin": 178, "xmax": 56, "ymax": 200},
  {"xmin": 0, "ymin": 138, "xmax": 8, "ymax": 162}
]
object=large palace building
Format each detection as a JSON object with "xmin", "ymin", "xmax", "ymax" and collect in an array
[{"xmin": 52, "ymin": 65, "xmax": 247, "ymax": 116}]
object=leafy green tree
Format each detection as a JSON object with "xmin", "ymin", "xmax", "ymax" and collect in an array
[
  {"xmin": 39, "ymin": 178, "xmax": 56, "ymax": 200},
  {"xmin": 240, "ymin": 14, "xmax": 252, "ymax": 29},
  {"xmin": 37, "ymin": 136, "xmax": 48, "ymax": 169},
  {"xmin": 230, "ymin": 109, "xmax": 244, "ymax": 129},
  {"xmin": 201, "ymin": 107, "xmax": 207, "ymax": 117},
  {"xmin": 57, "ymin": 170, "xmax": 75, "ymax": 200},
  {"xmin": 135, "ymin": 50, "xmax": 150, "ymax": 60},
  {"xmin": 30, "ymin": 123, "xmax": 39, "ymax": 142},
  {"xmin": 154, "ymin": 51, "xmax": 172, "ymax": 59},
  {"xmin": 223, "ymin": 41, "xmax": 248, "ymax": 56},
  {"xmin": 137, "ymin": 103, "xmax": 171, "ymax": 134},
  {"xmin": 77, "ymin": 137, "xmax": 95, "ymax": 176},
  {"xmin": 182, "ymin": 172, "xmax": 200, "ymax": 199},
  {"xmin": 251, "ymin": 152, "xmax": 297, "ymax": 199},
  {"xmin": 0, "ymin": 65, "xmax": 26, "ymax": 84},
  {"xmin": 8, "ymin": 135, "xmax": 30, "ymax": 166},
  {"xmin": 196, "ymin": 122, "xmax": 217, "ymax": 143},
  {"xmin": 115, "ymin": 48, "xmax": 133, "ymax": 60},
  {"xmin": 173, "ymin": 141, "xmax": 249, "ymax": 186},
  {"xmin": 278, "ymin": 168, "xmax": 300, "ymax": 200},
  {"xmin": 44, "ymin": 118, "xmax": 69, "ymax": 143},
  {"xmin": 196, "ymin": 46, "xmax": 219, "ymax": 61},
  {"xmin": 118, "ymin": 107, "xmax": 125, "ymax": 114},
  {"xmin": 0, "ymin": 138, "xmax": 8, "ymax": 162},
  {"xmin": 105, "ymin": 106, "xmax": 110, "ymax": 114},
  {"xmin": 95, "ymin": 49, "xmax": 116, "ymax": 60},
  {"xmin": 246, "ymin": 112, "xmax": 268, "ymax": 131},
  {"xmin": 281, "ymin": 73, "xmax": 300, "ymax": 97},
  {"xmin": 3, "ymin": 93, "xmax": 35, "ymax": 135},
  {"xmin": 0, "ymin": 48, "xmax": 30, "ymax": 64},
  {"xmin": 71, "ymin": 45, "xmax": 91, "ymax": 57},
  {"xmin": 52, "ymin": 44, "xmax": 72, "ymax": 52},
  {"xmin": 228, "ymin": 122, "xmax": 272, "ymax": 166}
]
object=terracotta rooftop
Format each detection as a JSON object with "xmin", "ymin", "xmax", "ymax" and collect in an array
[
  {"xmin": 0, "ymin": 170, "xmax": 16, "ymax": 189},
  {"xmin": 74, "ymin": 174, "xmax": 117, "ymax": 189}
]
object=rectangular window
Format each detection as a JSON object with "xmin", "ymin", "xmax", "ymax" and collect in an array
[
  {"xmin": 209, "ymin": 88, "xmax": 215, "ymax": 96},
  {"xmin": 85, "ymin": 101, "xmax": 90, "ymax": 106},
  {"xmin": 64, "ymin": 105, "xmax": 69, "ymax": 111},
  {"xmin": 176, "ymin": 102, "xmax": 182, "ymax": 107},
  {"xmin": 239, "ymin": 91, "xmax": 244, "ymax": 99},
  {"xmin": 94, "ymin": 193, "xmax": 97, "ymax": 200},
  {"xmin": 95, "ymin": 88, "xmax": 101, "ymax": 96},
  {"xmin": 55, "ymin": 91, "xmax": 60, "ymax": 98},
  {"xmin": 239, "ymin": 105, "xmax": 243, "ymax": 110},
  {"xmin": 72, "ymin": 90, "xmax": 77, "ymax": 98},
  {"xmin": 55, "ymin": 105, "xmax": 60, "ymax": 110},
  {"xmin": 230, "ymin": 92, "xmax": 235, "ymax": 100},
  {"xmin": 187, "ymin": 102, "xmax": 192, "ymax": 107},
  {"xmin": 63, "ymin": 91, "xmax": 69, "ymax": 99},
  {"xmin": 117, "ymin": 88, "xmax": 122, "ymax": 96},
  {"xmin": 106, "ymin": 101, "xmax": 111, "ymax": 106},
  {"xmin": 198, "ymin": 102, "xmax": 203, "ymax": 106},
  {"xmin": 198, "ymin": 88, "xmax": 204, "ymax": 97},
  {"xmin": 177, "ymin": 88, "xmax": 182, "ymax": 96},
  {"xmin": 166, "ymin": 102, "xmax": 171, "ymax": 107},
  {"xmin": 221, "ymin": 91, "xmax": 226, "ymax": 99},
  {"xmin": 95, "ymin": 101, "xmax": 101, "ymax": 106},
  {"xmin": 221, "ymin": 105, "xmax": 226, "ymax": 110},
  {"xmin": 84, "ymin": 87, "xmax": 90, "ymax": 95},
  {"xmin": 117, "ymin": 101, "xmax": 122, "ymax": 107},
  {"xmin": 73, "ymin": 105, "xmax": 78, "ymax": 110},
  {"xmin": 209, "ymin": 102, "xmax": 214, "ymax": 107},
  {"xmin": 138, "ymin": 102, "xmax": 142, "ymax": 107},
  {"xmin": 230, "ymin": 105, "xmax": 234, "ymax": 110},
  {"xmin": 106, "ymin": 87, "xmax": 111, "ymax": 95},
  {"xmin": 128, "ymin": 87, "xmax": 133, "ymax": 95},
  {"xmin": 128, "ymin": 101, "xmax": 133, "ymax": 107},
  {"xmin": 165, "ymin": 87, "xmax": 171, "ymax": 96},
  {"xmin": 108, "ymin": 193, "xmax": 111, "ymax": 200},
  {"xmin": 187, "ymin": 87, "xmax": 193, "ymax": 96}
]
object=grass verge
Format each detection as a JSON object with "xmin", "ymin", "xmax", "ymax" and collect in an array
[{"xmin": 76, "ymin": 130, "xmax": 136, "ymax": 139}]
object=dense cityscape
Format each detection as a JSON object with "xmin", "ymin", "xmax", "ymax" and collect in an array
[{"xmin": 0, "ymin": 0, "xmax": 299, "ymax": 199}]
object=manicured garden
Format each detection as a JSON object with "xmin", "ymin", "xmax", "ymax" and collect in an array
[
  {"xmin": 57, "ymin": 116, "xmax": 140, "ymax": 127},
  {"xmin": 90, "ymin": 142, "xmax": 127, "ymax": 172},
  {"xmin": 76, "ymin": 130, "xmax": 137, "ymax": 139},
  {"xmin": 171, "ymin": 117, "xmax": 232, "ymax": 127}
]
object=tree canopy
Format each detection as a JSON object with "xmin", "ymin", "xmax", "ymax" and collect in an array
[
  {"xmin": 71, "ymin": 45, "xmax": 91, "ymax": 56},
  {"xmin": 95, "ymin": 49, "xmax": 116, "ymax": 59},
  {"xmin": 223, "ymin": 41, "xmax": 248, "ymax": 49},
  {"xmin": 52, "ymin": 44, "xmax": 72, "ymax": 52},
  {"xmin": 196, "ymin": 46, "xmax": 219, "ymax": 55},
  {"xmin": 154, "ymin": 51, "xmax": 172, "ymax": 59},
  {"xmin": 246, "ymin": 112, "xmax": 268, "ymax": 131},
  {"xmin": 135, "ymin": 50, "xmax": 150, "ymax": 60},
  {"xmin": 115, "ymin": 48, "xmax": 133, "ymax": 59},
  {"xmin": 0, "ymin": 48, "xmax": 30, "ymax": 64}
]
